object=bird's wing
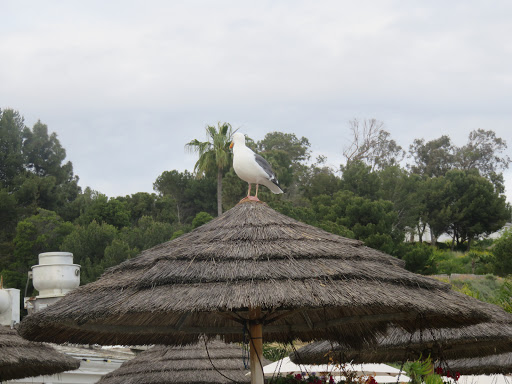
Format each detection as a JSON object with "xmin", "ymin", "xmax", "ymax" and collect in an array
[
  {"xmin": 254, "ymin": 153, "xmax": 282, "ymax": 191},
  {"xmin": 254, "ymin": 153, "xmax": 277, "ymax": 179}
]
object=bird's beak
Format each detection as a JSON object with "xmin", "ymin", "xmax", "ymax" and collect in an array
[{"xmin": 229, "ymin": 141, "xmax": 234, "ymax": 149}]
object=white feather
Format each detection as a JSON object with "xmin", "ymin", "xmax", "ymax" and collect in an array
[{"xmin": 231, "ymin": 133, "xmax": 283, "ymax": 194}]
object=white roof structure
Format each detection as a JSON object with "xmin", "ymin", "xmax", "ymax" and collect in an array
[
  {"xmin": 262, "ymin": 357, "xmax": 410, "ymax": 383},
  {"xmin": 455, "ymin": 375, "xmax": 512, "ymax": 384},
  {"xmin": 6, "ymin": 345, "xmax": 136, "ymax": 384}
]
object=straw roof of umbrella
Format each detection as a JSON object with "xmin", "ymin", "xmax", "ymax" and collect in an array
[
  {"xmin": 97, "ymin": 339, "xmax": 269, "ymax": 384},
  {"xmin": 0, "ymin": 325, "xmax": 80, "ymax": 381},
  {"xmin": 19, "ymin": 201, "xmax": 493, "ymax": 347},
  {"xmin": 437, "ymin": 352, "xmax": 512, "ymax": 376},
  {"xmin": 290, "ymin": 301, "xmax": 512, "ymax": 365}
]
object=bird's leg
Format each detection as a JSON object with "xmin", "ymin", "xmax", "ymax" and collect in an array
[
  {"xmin": 240, "ymin": 183, "xmax": 254, "ymax": 203},
  {"xmin": 247, "ymin": 184, "xmax": 260, "ymax": 201},
  {"xmin": 240, "ymin": 183, "xmax": 260, "ymax": 202}
]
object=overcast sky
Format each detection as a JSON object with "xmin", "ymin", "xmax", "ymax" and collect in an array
[{"xmin": 1, "ymin": 1, "xmax": 511, "ymax": 202}]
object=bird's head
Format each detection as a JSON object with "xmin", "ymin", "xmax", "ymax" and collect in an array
[{"xmin": 230, "ymin": 132, "xmax": 245, "ymax": 149}]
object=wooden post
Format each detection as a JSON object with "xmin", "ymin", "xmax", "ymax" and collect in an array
[{"xmin": 249, "ymin": 306, "xmax": 264, "ymax": 384}]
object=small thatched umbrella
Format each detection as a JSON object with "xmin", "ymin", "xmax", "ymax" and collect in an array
[
  {"xmin": 0, "ymin": 325, "xmax": 80, "ymax": 381},
  {"xmin": 437, "ymin": 353, "xmax": 512, "ymax": 376},
  {"xmin": 97, "ymin": 338, "xmax": 269, "ymax": 384},
  {"xmin": 290, "ymin": 302, "xmax": 512, "ymax": 365},
  {"xmin": 19, "ymin": 201, "xmax": 494, "ymax": 384}
]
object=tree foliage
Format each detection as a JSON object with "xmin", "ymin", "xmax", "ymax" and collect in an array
[
  {"xmin": 2, "ymin": 108, "xmax": 511, "ymax": 297},
  {"xmin": 22, "ymin": 120, "xmax": 73, "ymax": 183},
  {"xmin": 2, "ymin": 209, "xmax": 73, "ymax": 289},
  {"xmin": 0, "ymin": 108, "xmax": 80, "ymax": 220},
  {"xmin": 75, "ymin": 193, "xmax": 131, "ymax": 229},
  {"xmin": 300, "ymin": 156, "xmax": 340, "ymax": 200},
  {"xmin": 312, "ymin": 190, "xmax": 399, "ymax": 253},
  {"xmin": 186, "ymin": 122, "xmax": 234, "ymax": 216},
  {"xmin": 0, "ymin": 109, "xmax": 25, "ymax": 188},
  {"xmin": 120, "ymin": 216, "xmax": 174, "ymax": 252},
  {"xmin": 493, "ymin": 230, "xmax": 512, "ymax": 276},
  {"xmin": 408, "ymin": 135, "xmax": 455, "ymax": 178},
  {"xmin": 153, "ymin": 170, "xmax": 216, "ymax": 223},
  {"xmin": 258, "ymin": 131, "xmax": 311, "ymax": 189},
  {"xmin": 456, "ymin": 129, "xmax": 511, "ymax": 180},
  {"xmin": 444, "ymin": 170, "xmax": 509, "ymax": 248},
  {"xmin": 60, "ymin": 220, "xmax": 119, "ymax": 284},
  {"xmin": 342, "ymin": 119, "xmax": 405, "ymax": 171}
]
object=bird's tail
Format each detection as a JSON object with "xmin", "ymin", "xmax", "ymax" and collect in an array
[{"xmin": 265, "ymin": 179, "xmax": 284, "ymax": 194}]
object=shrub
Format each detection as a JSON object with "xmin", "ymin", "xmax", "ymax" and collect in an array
[
  {"xmin": 192, "ymin": 212, "xmax": 213, "ymax": 229},
  {"xmin": 493, "ymin": 229, "xmax": 512, "ymax": 276},
  {"xmin": 402, "ymin": 243, "xmax": 434, "ymax": 274}
]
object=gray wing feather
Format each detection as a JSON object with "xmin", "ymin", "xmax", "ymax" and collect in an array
[
  {"xmin": 254, "ymin": 153, "xmax": 275, "ymax": 178},
  {"xmin": 254, "ymin": 153, "xmax": 281, "ymax": 188}
]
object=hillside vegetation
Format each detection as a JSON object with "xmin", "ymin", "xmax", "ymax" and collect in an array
[{"xmin": 1, "ymin": 109, "xmax": 511, "ymax": 303}]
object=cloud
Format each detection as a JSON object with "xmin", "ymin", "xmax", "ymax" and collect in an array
[{"xmin": 1, "ymin": 1, "xmax": 511, "ymax": 201}]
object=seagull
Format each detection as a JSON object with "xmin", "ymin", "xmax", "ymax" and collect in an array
[{"xmin": 230, "ymin": 132, "xmax": 283, "ymax": 201}]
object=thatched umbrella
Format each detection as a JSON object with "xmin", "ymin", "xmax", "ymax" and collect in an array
[
  {"xmin": 19, "ymin": 201, "xmax": 494, "ymax": 384},
  {"xmin": 290, "ymin": 302, "xmax": 512, "ymax": 365},
  {"xmin": 0, "ymin": 325, "xmax": 80, "ymax": 381},
  {"xmin": 97, "ymin": 339, "xmax": 269, "ymax": 384},
  {"xmin": 437, "ymin": 353, "xmax": 512, "ymax": 376}
]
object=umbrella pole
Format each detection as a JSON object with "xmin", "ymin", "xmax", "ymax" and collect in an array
[{"xmin": 249, "ymin": 306, "xmax": 264, "ymax": 384}]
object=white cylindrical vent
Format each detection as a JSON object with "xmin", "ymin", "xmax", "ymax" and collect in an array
[
  {"xmin": 0, "ymin": 290, "xmax": 11, "ymax": 314},
  {"xmin": 32, "ymin": 252, "xmax": 80, "ymax": 298},
  {"xmin": 38, "ymin": 252, "xmax": 74, "ymax": 265}
]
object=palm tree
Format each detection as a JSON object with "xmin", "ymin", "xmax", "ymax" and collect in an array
[{"xmin": 186, "ymin": 122, "xmax": 234, "ymax": 216}]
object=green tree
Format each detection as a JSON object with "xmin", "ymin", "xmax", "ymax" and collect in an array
[
  {"xmin": 0, "ymin": 109, "xmax": 25, "ymax": 189},
  {"xmin": 57, "ymin": 187, "xmax": 98, "ymax": 223},
  {"xmin": 14, "ymin": 173, "xmax": 60, "ymax": 215},
  {"xmin": 347, "ymin": 197, "xmax": 399, "ymax": 253},
  {"xmin": 269, "ymin": 199, "xmax": 317, "ymax": 227},
  {"xmin": 186, "ymin": 122, "xmax": 234, "ymax": 216},
  {"xmin": 342, "ymin": 119, "xmax": 405, "ymax": 171},
  {"xmin": 0, "ymin": 111, "xmax": 80, "ymax": 218},
  {"xmin": 116, "ymin": 192, "xmax": 180, "ymax": 225},
  {"xmin": 4, "ymin": 209, "xmax": 73, "ymax": 289},
  {"xmin": 312, "ymin": 190, "xmax": 400, "ymax": 253},
  {"xmin": 100, "ymin": 239, "xmax": 137, "ymax": 271},
  {"xmin": 154, "ymin": 170, "xmax": 190, "ymax": 223},
  {"xmin": 444, "ymin": 170, "xmax": 510, "ymax": 249},
  {"xmin": 300, "ymin": 156, "xmax": 340, "ymax": 200},
  {"xmin": 340, "ymin": 161, "xmax": 380, "ymax": 201},
  {"xmin": 492, "ymin": 230, "xmax": 512, "ymax": 276},
  {"xmin": 455, "ymin": 129, "xmax": 511, "ymax": 181},
  {"xmin": 60, "ymin": 220, "xmax": 118, "ymax": 283},
  {"xmin": 192, "ymin": 212, "xmax": 214, "ymax": 228},
  {"xmin": 0, "ymin": 188, "xmax": 18, "ymax": 257},
  {"xmin": 153, "ymin": 170, "xmax": 216, "ymax": 223},
  {"xmin": 408, "ymin": 135, "xmax": 455, "ymax": 178},
  {"xmin": 154, "ymin": 194, "xmax": 180, "ymax": 224},
  {"xmin": 257, "ymin": 132, "xmax": 310, "ymax": 164},
  {"xmin": 75, "ymin": 194, "xmax": 131, "ymax": 229},
  {"xmin": 19, "ymin": 120, "xmax": 80, "ymax": 215},
  {"xmin": 116, "ymin": 192, "xmax": 161, "ymax": 224},
  {"xmin": 257, "ymin": 132, "xmax": 311, "ymax": 195},
  {"xmin": 22, "ymin": 121, "xmax": 73, "ymax": 183},
  {"xmin": 422, "ymin": 176, "xmax": 453, "ymax": 244},
  {"xmin": 377, "ymin": 166, "xmax": 424, "ymax": 239},
  {"xmin": 120, "ymin": 216, "xmax": 174, "ymax": 251},
  {"xmin": 402, "ymin": 243, "xmax": 435, "ymax": 274},
  {"xmin": 221, "ymin": 168, "xmax": 248, "ymax": 210}
]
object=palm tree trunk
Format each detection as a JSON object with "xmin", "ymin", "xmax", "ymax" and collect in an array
[{"xmin": 217, "ymin": 168, "xmax": 223, "ymax": 216}]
